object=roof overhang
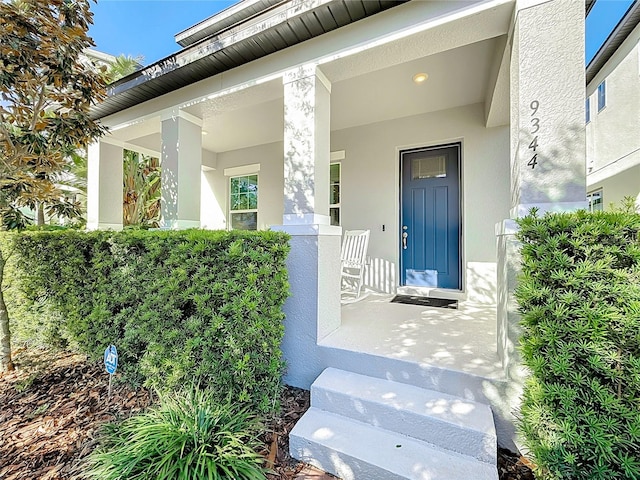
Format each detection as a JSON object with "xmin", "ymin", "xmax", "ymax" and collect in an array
[
  {"xmin": 586, "ymin": 0, "xmax": 640, "ymax": 85},
  {"xmin": 91, "ymin": 0, "xmax": 406, "ymax": 120}
]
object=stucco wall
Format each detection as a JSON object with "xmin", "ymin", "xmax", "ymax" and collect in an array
[
  {"xmin": 586, "ymin": 38, "xmax": 640, "ymax": 176},
  {"xmin": 588, "ymin": 163, "xmax": 640, "ymax": 210},
  {"xmin": 331, "ymin": 102, "xmax": 510, "ymax": 301},
  {"xmin": 586, "ymin": 24, "xmax": 640, "ymax": 204},
  {"xmin": 201, "ymin": 103, "xmax": 509, "ymax": 301},
  {"xmin": 201, "ymin": 141, "xmax": 285, "ymax": 230}
]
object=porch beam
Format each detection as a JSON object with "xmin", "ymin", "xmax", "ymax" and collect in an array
[
  {"xmin": 160, "ymin": 110, "xmax": 202, "ymax": 229},
  {"xmin": 484, "ymin": 35, "xmax": 510, "ymax": 128}
]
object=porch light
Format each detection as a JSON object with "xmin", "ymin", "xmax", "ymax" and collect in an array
[{"xmin": 413, "ymin": 73, "xmax": 428, "ymax": 84}]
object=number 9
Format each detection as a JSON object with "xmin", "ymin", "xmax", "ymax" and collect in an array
[{"xmin": 530, "ymin": 100, "xmax": 539, "ymax": 115}]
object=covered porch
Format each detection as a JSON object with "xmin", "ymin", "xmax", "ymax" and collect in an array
[{"xmin": 87, "ymin": 0, "xmax": 587, "ymax": 447}]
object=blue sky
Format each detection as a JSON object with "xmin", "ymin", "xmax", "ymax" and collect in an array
[
  {"xmin": 586, "ymin": 0, "xmax": 635, "ymax": 63},
  {"xmin": 88, "ymin": 1, "xmax": 235, "ymax": 64},
  {"xmin": 88, "ymin": 0, "xmax": 636, "ymax": 66}
]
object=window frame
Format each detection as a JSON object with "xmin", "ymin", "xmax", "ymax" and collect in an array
[
  {"xmin": 330, "ymin": 161, "xmax": 341, "ymax": 226},
  {"xmin": 597, "ymin": 81, "xmax": 606, "ymax": 112},
  {"xmin": 587, "ymin": 189, "xmax": 603, "ymax": 212},
  {"xmin": 228, "ymin": 173, "xmax": 259, "ymax": 231},
  {"xmin": 585, "ymin": 97, "xmax": 591, "ymax": 123}
]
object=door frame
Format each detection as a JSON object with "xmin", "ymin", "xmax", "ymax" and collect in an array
[{"xmin": 398, "ymin": 141, "xmax": 464, "ymax": 293}]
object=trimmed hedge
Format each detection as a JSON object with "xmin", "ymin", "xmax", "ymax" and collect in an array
[
  {"xmin": 2, "ymin": 229, "xmax": 289, "ymax": 413},
  {"xmin": 516, "ymin": 210, "xmax": 640, "ymax": 479}
]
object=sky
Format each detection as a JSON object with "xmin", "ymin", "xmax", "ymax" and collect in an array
[
  {"xmin": 88, "ymin": 0, "xmax": 637, "ymax": 67},
  {"xmin": 88, "ymin": 1, "xmax": 236, "ymax": 65},
  {"xmin": 586, "ymin": 0, "xmax": 635, "ymax": 63}
]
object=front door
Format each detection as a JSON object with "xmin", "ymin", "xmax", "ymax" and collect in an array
[{"xmin": 400, "ymin": 144, "xmax": 461, "ymax": 289}]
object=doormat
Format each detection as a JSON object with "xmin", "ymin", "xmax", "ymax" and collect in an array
[{"xmin": 391, "ymin": 295, "xmax": 458, "ymax": 309}]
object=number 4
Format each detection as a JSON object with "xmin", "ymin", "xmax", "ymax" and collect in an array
[
  {"xmin": 528, "ymin": 154, "xmax": 538, "ymax": 169},
  {"xmin": 529, "ymin": 136, "xmax": 538, "ymax": 151}
]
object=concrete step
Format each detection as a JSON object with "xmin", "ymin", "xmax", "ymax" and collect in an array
[
  {"xmin": 290, "ymin": 407, "xmax": 499, "ymax": 480},
  {"xmin": 311, "ymin": 368, "xmax": 497, "ymax": 464}
]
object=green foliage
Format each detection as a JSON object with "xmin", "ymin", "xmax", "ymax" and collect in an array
[
  {"xmin": 515, "ymin": 210, "xmax": 640, "ymax": 480},
  {"xmin": 123, "ymin": 149, "xmax": 161, "ymax": 227},
  {"xmin": 86, "ymin": 387, "xmax": 267, "ymax": 480},
  {"xmin": 1, "ymin": 229, "xmax": 290, "ymax": 413},
  {"xmin": 0, "ymin": 0, "xmax": 107, "ymax": 229}
]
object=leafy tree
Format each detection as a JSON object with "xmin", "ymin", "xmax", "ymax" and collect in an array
[
  {"xmin": 0, "ymin": 0, "xmax": 107, "ymax": 371},
  {"xmin": 105, "ymin": 54, "xmax": 143, "ymax": 83},
  {"xmin": 123, "ymin": 150, "xmax": 161, "ymax": 228}
]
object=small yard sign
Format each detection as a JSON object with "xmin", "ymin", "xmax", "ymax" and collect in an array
[
  {"xmin": 104, "ymin": 345, "xmax": 118, "ymax": 399},
  {"xmin": 104, "ymin": 345, "xmax": 118, "ymax": 374}
]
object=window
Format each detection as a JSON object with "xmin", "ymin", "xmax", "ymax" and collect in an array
[
  {"xmin": 597, "ymin": 81, "xmax": 606, "ymax": 111},
  {"xmin": 229, "ymin": 174, "xmax": 258, "ymax": 230},
  {"xmin": 587, "ymin": 189, "xmax": 603, "ymax": 212},
  {"xmin": 412, "ymin": 155, "xmax": 446, "ymax": 179},
  {"xmin": 585, "ymin": 97, "xmax": 590, "ymax": 123},
  {"xmin": 330, "ymin": 163, "xmax": 340, "ymax": 226}
]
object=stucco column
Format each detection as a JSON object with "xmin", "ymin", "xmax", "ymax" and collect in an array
[
  {"xmin": 282, "ymin": 65, "xmax": 331, "ymax": 225},
  {"xmin": 273, "ymin": 65, "xmax": 342, "ymax": 388},
  {"xmin": 509, "ymin": 0, "xmax": 586, "ymax": 216},
  {"xmin": 496, "ymin": 1, "xmax": 587, "ymax": 449},
  {"xmin": 87, "ymin": 139, "xmax": 123, "ymax": 230},
  {"xmin": 160, "ymin": 110, "xmax": 202, "ymax": 229}
]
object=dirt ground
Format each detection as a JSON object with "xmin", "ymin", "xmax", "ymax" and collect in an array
[{"xmin": 0, "ymin": 349, "xmax": 534, "ymax": 480}]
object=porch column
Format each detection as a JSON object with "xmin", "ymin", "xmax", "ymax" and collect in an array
[
  {"xmin": 160, "ymin": 110, "xmax": 202, "ymax": 229},
  {"xmin": 496, "ymin": 0, "xmax": 587, "ymax": 449},
  {"xmin": 509, "ymin": 0, "xmax": 586, "ymax": 216},
  {"xmin": 273, "ymin": 65, "xmax": 342, "ymax": 388},
  {"xmin": 87, "ymin": 139, "xmax": 123, "ymax": 230}
]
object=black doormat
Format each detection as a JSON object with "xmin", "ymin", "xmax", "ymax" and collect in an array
[{"xmin": 391, "ymin": 295, "xmax": 458, "ymax": 309}]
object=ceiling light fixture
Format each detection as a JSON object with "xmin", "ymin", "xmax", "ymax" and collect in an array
[
  {"xmin": 413, "ymin": 73, "xmax": 429, "ymax": 84},
  {"xmin": 202, "ymin": 130, "xmax": 208, "ymax": 135}
]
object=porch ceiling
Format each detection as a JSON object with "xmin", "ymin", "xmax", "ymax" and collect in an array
[
  {"xmin": 119, "ymin": 36, "xmax": 503, "ymax": 155},
  {"xmin": 113, "ymin": 0, "xmax": 512, "ymax": 155}
]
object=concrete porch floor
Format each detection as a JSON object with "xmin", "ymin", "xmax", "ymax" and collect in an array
[{"xmin": 319, "ymin": 294, "xmax": 504, "ymax": 380}]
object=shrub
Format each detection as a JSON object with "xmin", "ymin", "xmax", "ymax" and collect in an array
[
  {"xmin": 86, "ymin": 387, "xmax": 267, "ymax": 480},
  {"xmin": 515, "ymin": 210, "xmax": 640, "ymax": 479},
  {"xmin": 2, "ymin": 229, "xmax": 289, "ymax": 414}
]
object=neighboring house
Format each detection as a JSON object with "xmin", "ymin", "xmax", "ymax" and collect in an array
[
  {"xmin": 82, "ymin": 48, "xmax": 117, "ymax": 69},
  {"xmin": 87, "ymin": 0, "xmax": 587, "ymax": 477},
  {"xmin": 586, "ymin": 1, "xmax": 640, "ymax": 211}
]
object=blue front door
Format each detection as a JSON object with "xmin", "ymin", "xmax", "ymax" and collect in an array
[{"xmin": 400, "ymin": 144, "xmax": 461, "ymax": 289}]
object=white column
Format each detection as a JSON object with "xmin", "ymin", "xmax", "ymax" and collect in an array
[
  {"xmin": 273, "ymin": 65, "xmax": 342, "ymax": 388},
  {"xmin": 509, "ymin": 0, "xmax": 586, "ymax": 216},
  {"xmin": 87, "ymin": 139, "xmax": 123, "ymax": 230},
  {"xmin": 495, "ymin": 0, "xmax": 587, "ymax": 449},
  {"xmin": 160, "ymin": 110, "xmax": 202, "ymax": 229},
  {"xmin": 282, "ymin": 65, "xmax": 332, "ymax": 225}
]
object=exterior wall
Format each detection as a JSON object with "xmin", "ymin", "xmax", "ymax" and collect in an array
[
  {"xmin": 199, "ymin": 103, "xmax": 509, "ymax": 299},
  {"xmin": 331, "ymin": 102, "xmax": 510, "ymax": 302},
  {"xmin": 588, "ymin": 164, "xmax": 640, "ymax": 210},
  {"xmin": 586, "ymin": 25, "xmax": 640, "ymax": 206},
  {"xmin": 200, "ymin": 142, "xmax": 284, "ymax": 230}
]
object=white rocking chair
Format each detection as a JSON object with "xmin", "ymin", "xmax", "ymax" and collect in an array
[{"xmin": 340, "ymin": 229, "xmax": 370, "ymax": 298}]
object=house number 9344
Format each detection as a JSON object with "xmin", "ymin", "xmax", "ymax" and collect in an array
[{"xmin": 528, "ymin": 100, "xmax": 539, "ymax": 169}]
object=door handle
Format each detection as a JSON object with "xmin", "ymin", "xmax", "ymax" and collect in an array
[{"xmin": 402, "ymin": 232, "xmax": 408, "ymax": 249}]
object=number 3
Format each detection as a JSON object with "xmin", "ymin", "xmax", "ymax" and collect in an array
[{"xmin": 531, "ymin": 117, "xmax": 540, "ymax": 134}]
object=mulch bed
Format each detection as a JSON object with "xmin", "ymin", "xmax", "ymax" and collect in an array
[{"xmin": 0, "ymin": 349, "xmax": 534, "ymax": 479}]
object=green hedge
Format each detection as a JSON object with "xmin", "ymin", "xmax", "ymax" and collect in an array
[
  {"xmin": 515, "ymin": 210, "xmax": 640, "ymax": 479},
  {"xmin": 1, "ymin": 229, "xmax": 290, "ymax": 413}
]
